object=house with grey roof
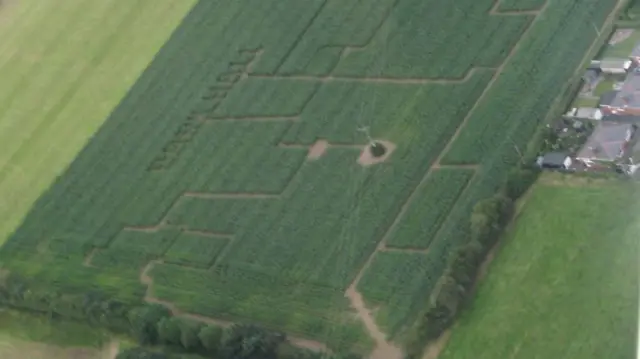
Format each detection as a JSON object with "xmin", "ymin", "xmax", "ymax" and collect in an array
[
  {"xmin": 599, "ymin": 70, "xmax": 640, "ymax": 115},
  {"xmin": 576, "ymin": 122, "xmax": 637, "ymax": 168},
  {"xmin": 598, "ymin": 90, "xmax": 619, "ymax": 107}
]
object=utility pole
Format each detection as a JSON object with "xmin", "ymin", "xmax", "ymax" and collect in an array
[
  {"xmin": 357, "ymin": 126, "xmax": 375, "ymax": 145},
  {"xmin": 592, "ymin": 22, "xmax": 601, "ymax": 37}
]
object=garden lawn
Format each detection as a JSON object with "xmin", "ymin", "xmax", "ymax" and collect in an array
[
  {"xmin": 439, "ymin": 178, "xmax": 638, "ymax": 359},
  {"xmin": 593, "ymin": 77, "xmax": 617, "ymax": 96},
  {"xmin": 571, "ymin": 95, "xmax": 599, "ymax": 108},
  {"xmin": 0, "ymin": 0, "xmax": 197, "ymax": 246},
  {"xmin": 600, "ymin": 29, "xmax": 640, "ymax": 58}
]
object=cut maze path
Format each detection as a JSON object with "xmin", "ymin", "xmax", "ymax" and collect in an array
[
  {"xmin": 201, "ymin": 115, "xmax": 299, "ymax": 123},
  {"xmin": 490, "ymin": 0, "xmax": 547, "ymax": 15},
  {"xmin": 139, "ymin": 261, "xmax": 329, "ymax": 352},
  {"xmin": 249, "ymin": 66, "xmax": 497, "ymax": 85}
]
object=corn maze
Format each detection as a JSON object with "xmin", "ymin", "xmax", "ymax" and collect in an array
[{"xmin": 0, "ymin": 0, "xmax": 619, "ymax": 356}]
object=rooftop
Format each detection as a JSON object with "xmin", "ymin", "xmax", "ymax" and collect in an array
[
  {"xmin": 574, "ymin": 107, "xmax": 602, "ymax": 120},
  {"xmin": 600, "ymin": 58, "xmax": 632, "ymax": 69},
  {"xmin": 541, "ymin": 152, "xmax": 570, "ymax": 167},
  {"xmin": 608, "ymin": 70, "xmax": 640, "ymax": 109},
  {"xmin": 577, "ymin": 122, "xmax": 636, "ymax": 161},
  {"xmin": 599, "ymin": 90, "xmax": 619, "ymax": 107}
]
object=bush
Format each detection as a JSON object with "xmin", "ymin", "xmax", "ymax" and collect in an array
[
  {"xmin": 179, "ymin": 319, "xmax": 204, "ymax": 351},
  {"xmin": 504, "ymin": 167, "xmax": 539, "ymax": 200},
  {"xmin": 470, "ymin": 195, "xmax": 514, "ymax": 247},
  {"xmin": 198, "ymin": 324, "xmax": 223, "ymax": 354},
  {"xmin": 369, "ymin": 142, "xmax": 387, "ymax": 157},
  {"xmin": 220, "ymin": 324, "xmax": 285, "ymax": 359},
  {"xmin": 446, "ymin": 240, "xmax": 484, "ymax": 290},
  {"xmin": 128, "ymin": 304, "xmax": 171, "ymax": 344},
  {"xmin": 158, "ymin": 317, "xmax": 182, "ymax": 346}
]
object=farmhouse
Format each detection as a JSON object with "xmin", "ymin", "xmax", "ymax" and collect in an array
[
  {"xmin": 576, "ymin": 122, "xmax": 637, "ymax": 168},
  {"xmin": 599, "ymin": 70, "xmax": 640, "ymax": 115}
]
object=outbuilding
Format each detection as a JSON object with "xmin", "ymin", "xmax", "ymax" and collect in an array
[
  {"xmin": 599, "ymin": 58, "xmax": 633, "ymax": 74},
  {"xmin": 536, "ymin": 152, "xmax": 572, "ymax": 170}
]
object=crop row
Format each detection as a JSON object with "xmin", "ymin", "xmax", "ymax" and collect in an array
[
  {"xmin": 334, "ymin": 0, "xmax": 530, "ymax": 79},
  {"xmin": 386, "ymin": 168, "xmax": 475, "ymax": 249},
  {"xmin": 163, "ymin": 232, "xmax": 229, "ymax": 268},
  {"xmin": 357, "ymin": 251, "xmax": 443, "ymax": 338}
]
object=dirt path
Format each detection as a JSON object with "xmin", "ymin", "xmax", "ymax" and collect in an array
[
  {"xmin": 182, "ymin": 191, "xmax": 279, "ymax": 200},
  {"xmin": 139, "ymin": 261, "xmax": 328, "ymax": 352},
  {"xmin": 83, "ymin": 248, "xmax": 98, "ymax": 267},
  {"xmin": 345, "ymin": 287, "xmax": 402, "ymax": 359},
  {"xmin": 378, "ymin": 246, "xmax": 428, "ymax": 253},
  {"xmin": 202, "ymin": 115, "xmax": 299, "ymax": 122},
  {"xmin": 250, "ymin": 67, "xmax": 496, "ymax": 85},
  {"xmin": 104, "ymin": 340, "xmax": 120, "ymax": 359}
]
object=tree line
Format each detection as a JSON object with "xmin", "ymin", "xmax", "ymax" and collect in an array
[{"xmin": 0, "ymin": 276, "xmax": 360, "ymax": 359}]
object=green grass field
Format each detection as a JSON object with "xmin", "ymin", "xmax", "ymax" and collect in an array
[
  {"xmin": 0, "ymin": 0, "xmax": 198, "ymax": 246},
  {"xmin": 0, "ymin": 0, "xmax": 622, "ymax": 356},
  {"xmin": 439, "ymin": 176, "xmax": 638, "ymax": 359}
]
